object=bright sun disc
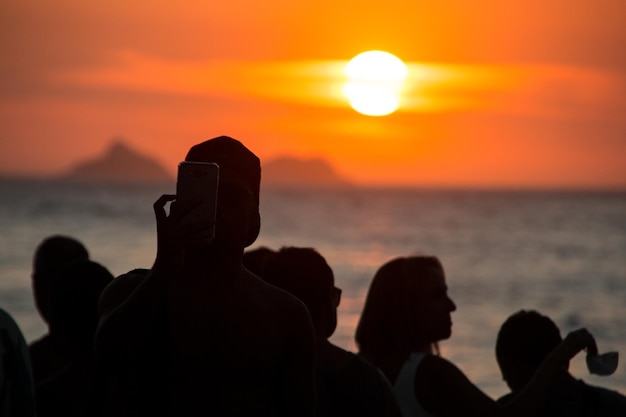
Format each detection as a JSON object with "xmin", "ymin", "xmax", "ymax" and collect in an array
[{"xmin": 342, "ymin": 51, "xmax": 408, "ymax": 116}]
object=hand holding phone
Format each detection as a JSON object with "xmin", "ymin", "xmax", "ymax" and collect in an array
[{"xmin": 176, "ymin": 162, "xmax": 219, "ymax": 245}]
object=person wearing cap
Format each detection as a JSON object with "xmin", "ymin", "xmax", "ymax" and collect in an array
[
  {"xmin": 94, "ymin": 136, "xmax": 316, "ymax": 416},
  {"xmin": 496, "ymin": 310, "xmax": 626, "ymax": 416}
]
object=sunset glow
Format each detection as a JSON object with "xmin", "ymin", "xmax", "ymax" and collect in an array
[
  {"xmin": 342, "ymin": 51, "xmax": 408, "ymax": 116},
  {"xmin": 1, "ymin": 0, "xmax": 625, "ymax": 189}
]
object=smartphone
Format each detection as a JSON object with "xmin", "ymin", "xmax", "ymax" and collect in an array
[{"xmin": 176, "ymin": 161, "xmax": 219, "ymax": 241}]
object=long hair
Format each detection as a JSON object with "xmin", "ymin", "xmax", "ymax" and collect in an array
[{"xmin": 355, "ymin": 255, "xmax": 443, "ymax": 366}]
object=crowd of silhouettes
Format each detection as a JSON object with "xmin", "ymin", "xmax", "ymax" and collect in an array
[
  {"xmin": 4, "ymin": 136, "xmax": 624, "ymax": 416},
  {"xmin": 354, "ymin": 255, "xmax": 623, "ymax": 417}
]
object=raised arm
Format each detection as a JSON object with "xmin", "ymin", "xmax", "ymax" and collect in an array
[
  {"xmin": 500, "ymin": 327, "xmax": 597, "ymax": 416},
  {"xmin": 94, "ymin": 194, "xmax": 182, "ymax": 359}
]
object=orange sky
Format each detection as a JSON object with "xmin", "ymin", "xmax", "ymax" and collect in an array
[{"xmin": 1, "ymin": 0, "xmax": 625, "ymax": 188}]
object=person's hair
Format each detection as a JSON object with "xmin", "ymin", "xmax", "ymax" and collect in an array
[
  {"xmin": 263, "ymin": 246, "xmax": 335, "ymax": 338},
  {"xmin": 495, "ymin": 309, "xmax": 563, "ymax": 372},
  {"xmin": 242, "ymin": 246, "xmax": 277, "ymax": 278},
  {"xmin": 185, "ymin": 136, "xmax": 261, "ymax": 247},
  {"xmin": 355, "ymin": 255, "xmax": 443, "ymax": 365},
  {"xmin": 185, "ymin": 136, "xmax": 261, "ymax": 209},
  {"xmin": 33, "ymin": 235, "xmax": 90, "ymax": 277},
  {"xmin": 49, "ymin": 259, "xmax": 114, "ymax": 348},
  {"xmin": 32, "ymin": 235, "xmax": 90, "ymax": 324}
]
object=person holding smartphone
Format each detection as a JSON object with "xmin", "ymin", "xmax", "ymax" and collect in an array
[{"xmin": 94, "ymin": 136, "xmax": 316, "ymax": 417}]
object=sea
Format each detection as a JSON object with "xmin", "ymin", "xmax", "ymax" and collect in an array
[{"xmin": 1, "ymin": 178, "xmax": 625, "ymax": 399}]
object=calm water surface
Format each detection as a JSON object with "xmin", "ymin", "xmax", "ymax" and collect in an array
[{"xmin": 1, "ymin": 179, "xmax": 625, "ymax": 398}]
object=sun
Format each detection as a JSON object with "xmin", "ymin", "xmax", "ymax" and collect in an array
[{"xmin": 342, "ymin": 50, "xmax": 408, "ymax": 116}]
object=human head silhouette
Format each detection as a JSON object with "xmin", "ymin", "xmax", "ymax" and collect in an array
[
  {"xmin": 49, "ymin": 259, "xmax": 114, "ymax": 349},
  {"xmin": 496, "ymin": 309, "xmax": 564, "ymax": 392},
  {"xmin": 32, "ymin": 235, "xmax": 90, "ymax": 325},
  {"xmin": 356, "ymin": 255, "xmax": 456, "ymax": 361},
  {"xmin": 242, "ymin": 246, "xmax": 277, "ymax": 277},
  {"xmin": 263, "ymin": 247, "xmax": 339, "ymax": 340},
  {"xmin": 184, "ymin": 136, "xmax": 261, "ymax": 248}
]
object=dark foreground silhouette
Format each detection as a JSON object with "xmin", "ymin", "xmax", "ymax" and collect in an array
[
  {"xmin": 94, "ymin": 136, "xmax": 316, "ymax": 416},
  {"xmin": 0, "ymin": 307, "xmax": 35, "ymax": 416},
  {"xmin": 35, "ymin": 260, "xmax": 113, "ymax": 417},
  {"xmin": 261, "ymin": 246, "xmax": 402, "ymax": 417},
  {"xmin": 29, "ymin": 235, "xmax": 90, "ymax": 384},
  {"xmin": 242, "ymin": 246, "xmax": 277, "ymax": 277},
  {"xmin": 496, "ymin": 309, "xmax": 626, "ymax": 416}
]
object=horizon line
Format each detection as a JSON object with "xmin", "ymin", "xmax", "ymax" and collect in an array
[{"xmin": 1, "ymin": 173, "xmax": 625, "ymax": 193}]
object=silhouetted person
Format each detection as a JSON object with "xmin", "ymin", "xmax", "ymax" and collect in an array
[
  {"xmin": 242, "ymin": 246, "xmax": 277, "ymax": 277},
  {"xmin": 94, "ymin": 136, "xmax": 316, "ymax": 416},
  {"xmin": 0, "ymin": 307, "xmax": 35, "ymax": 417},
  {"xmin": 262, "ymin": 246, "xmax": 402, "ymax": 417},
  {"xmin": 355, "ymin": 255, "xmax": 598, "ymax": 417},
  {"xmin": 35, "ymin": 260, "xmax": 113, "ymax": 417},
  {"xmin": 88, "ymin": 268, "xmax": 150, "ymax": 416},
  {"xmin": 496, "ymin": 309, "xmax": 626, "ymax": 416},
  {"xmin": 29, "ymin": 235, "xmax": 89, "ymax": 384}
]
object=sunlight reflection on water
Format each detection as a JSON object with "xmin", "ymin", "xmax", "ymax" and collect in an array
[{"xmin": 1, "ymin": 181, "xmax": 625, "ymax": 398}]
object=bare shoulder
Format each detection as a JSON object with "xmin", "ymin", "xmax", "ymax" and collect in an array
[
  {"xmin": 418, "ymin": 354, "xmax": 470, "ymax": 385},
  {"xmin": 416, "ymin": 354, "xmax": 495, "ymax": 417},
  {"xmin": 244, "ymin": 268, "xmax": 308, "ymax": 309},
  {"xmin": 98, "ymin": 269, "xmax": 147, "ymax": 318},
  {"xmin": 241, "ymin": 269, "xmax": 314, "ymax": 334},
  {"xmin": 415, "ymin": 355, "xmax": 464, "ymax": 410}
]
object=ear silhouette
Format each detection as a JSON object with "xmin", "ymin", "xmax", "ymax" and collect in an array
[{"xmin": 244, "ymin": 212, "xmax": 261, "ymax": 248}]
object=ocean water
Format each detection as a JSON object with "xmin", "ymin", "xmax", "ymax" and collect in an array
[{"xmin": 1, "ymin": 178, "xmax": 625, "ymax": 399}]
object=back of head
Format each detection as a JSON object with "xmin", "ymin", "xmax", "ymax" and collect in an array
[
  {"xmin": 32, "ymin": 235, "xmax": 90, "ymax": 324},
  {"xmin": 185, "ymin": 136, "xmax": 261, "ymax": 247},
  {"xmin": 263, "ymin": 247, "xmax": 336, "ymax": 338},
  {"xmin": 49, "ymin": 260, "xmax": 114, "ymax": 349},
  {"xmin": 356, "ymin": 255, "xmax": 443, "ymax": 363},
  {"xmin": 496, "ymin": 310, "xmax": 563, "ymax": 391},
  {"xmin": 242, "ymin": 246, "xmax": 277, "ymax": 278},
  {"xmin": 185, "ymin": 136, "xmax": 260, "ymax": 207},
  {"xmin": 97, "ymin": 268, "xmax": 149, "ymax": 320}
]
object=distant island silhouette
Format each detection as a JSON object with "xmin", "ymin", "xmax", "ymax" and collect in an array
[
  {"xmin": 60, "ymin": 140, "xmax": 173, "ymax": 184},
  {"xmin": 262, "ymin": 157, "xmax": 352, "ymax": 188},
  {"xmin": 59, "ymin": 139, "xmax": 352, "ymax": 187}
]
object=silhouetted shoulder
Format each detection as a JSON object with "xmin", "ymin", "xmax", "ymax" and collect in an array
[
  {"xmin": 241, "ymin": 269, "xmax": 314, "ymax": 326},
  {"xmin": 413, "ymin": 354, "xmax": 478, "ymax": 414},
  {"xmin": 550, "ymin": 379, "xmax": 626, "ymax": 416},
  {"xmin": 318, "ymin": 350, "xmax": 402, "ymax": 417},
  {"xmin": 97, "ymin": 269, "xmax": 148, "ymax": 319},
  {"xmin": 0, "ymin": 307, "xmax": 35, "ymax": 416},
  {"xmin": 586, "ymin": 383, "xmax": 626, "ymax": 413},
  {"xmin": 0, "ymin": 307, "xmax": 30, "ymax": 350},
  {"xmin": 253, "ymin": 272, "xmax": 305, "ymax": 301}
]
